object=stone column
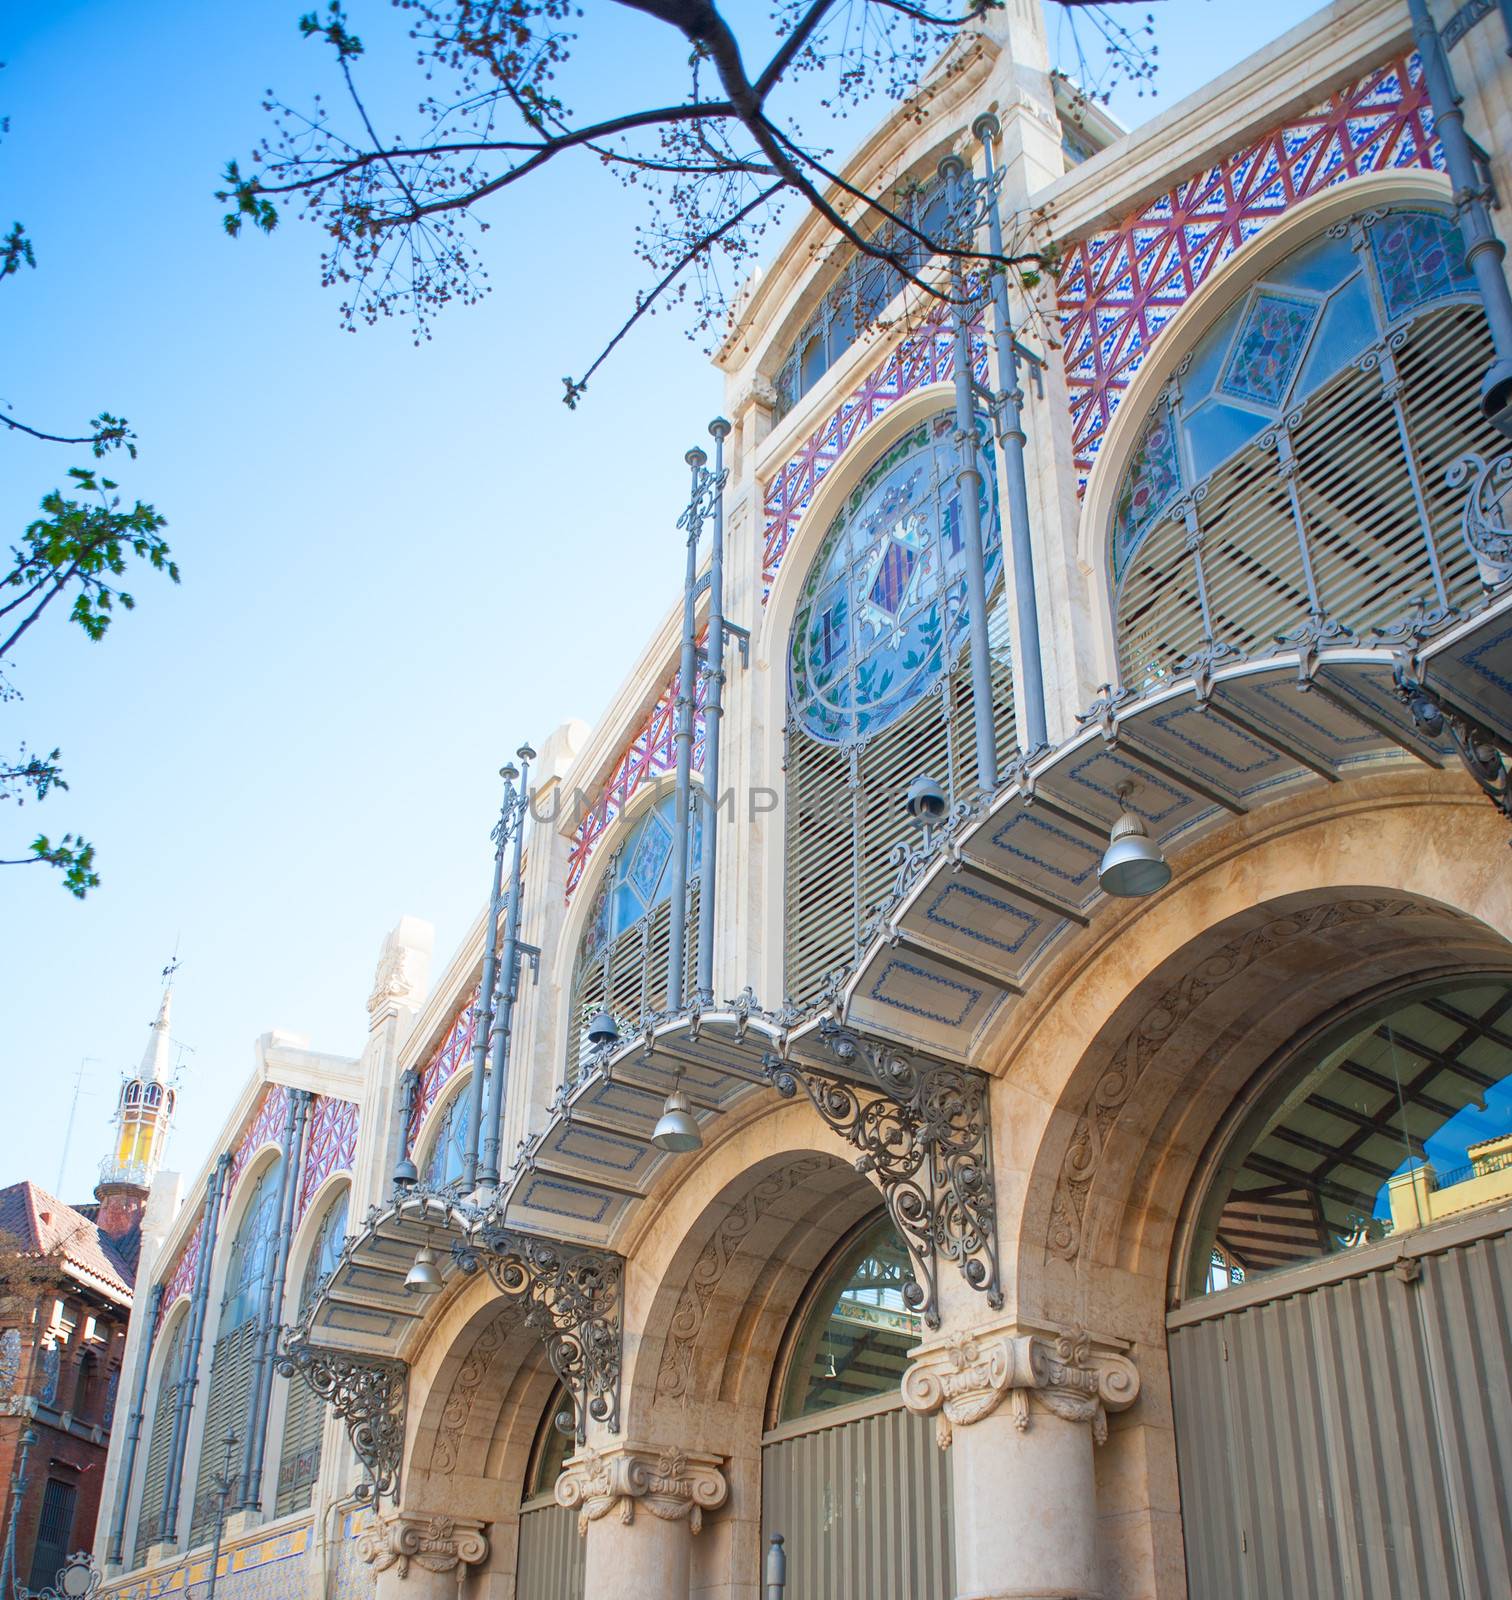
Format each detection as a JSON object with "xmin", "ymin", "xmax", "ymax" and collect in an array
[
  {"xmin": 556, "ymin": 1444, "xmax": 728, "ymax": 1600},
  {"xmin": 902, "ymin": 1322, "xmax": 1139, "ymax": 1600},
  {"xmin": 357, "ymin": 1509, "xmax": 490, "ymax": 1599}
]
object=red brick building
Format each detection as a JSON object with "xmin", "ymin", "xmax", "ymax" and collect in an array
[{"xmin": 0, "ymin": 1182, "xmax": 137, "ymax": 1590}]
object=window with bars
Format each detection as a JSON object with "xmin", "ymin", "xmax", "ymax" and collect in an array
[
  {"xmin": 133, "ymin": 1313, "xmax": 187, "ymax": 1564},
  {"xmin": 784, "ymin": 410, "xmax": 1014, "ymax": 1005},
  {"xmin": 1109, "ymin": 207, "xmax": 1496, "ymax": 688},
  {"xmin": 771, "ymin": 176, "xmax": 951, "ymax": 423},
  {"xmin": 27, "ymin": 1478, "xmax": 77, "ymax": 1590},
  {"xmin": 565, "ymin": 791, "xmax": 701, "ymax": 1084},
  {"xmin": 189, "ymin": 1158, "xmax": 283, "ymax": 1545},
  {"xmin": 276, "ymin": 1186, "xmax": 349, "ymax": 1515}
]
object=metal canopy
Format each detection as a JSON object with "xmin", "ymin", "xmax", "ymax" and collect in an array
[{"xmin": 841, "ymin": 620, "xmax": 1512, "ymax": 1061}]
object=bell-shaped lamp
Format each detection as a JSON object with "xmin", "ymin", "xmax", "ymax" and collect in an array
[
  {"xmin": 587, "ymin": 1009, "xmax": 619, "ymax": 1049},
  {"xmin": 1098, "ymin": 803, "xmax": 1171, "ymax": 899},
  {"xmin": 404, "ymin": 1243, "xmax": 444, "ymax": 1296},
  {"xmin": 391, "ymin": 1155, "xmax": 418, "ymax": 1188},
  {"xmin": 651, "ymin": 1088, "xmax": 702, "ymax": 1153},
  {"xmin": 904, "ymin": 773, "xmax": 948, "ymax": 826}
]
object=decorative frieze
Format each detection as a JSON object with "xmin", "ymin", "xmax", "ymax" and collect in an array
[
  {"xmin": 901, "ymin": 1323, "xmax": 1139, "ymax": 1449},
  {"xmin": 555, "ymin": 1445, "xmax": 728, "ymax": 1536},
  {"xmin": 357, "ymin": 1510, "xmax": 489, "ymax": 1578}
]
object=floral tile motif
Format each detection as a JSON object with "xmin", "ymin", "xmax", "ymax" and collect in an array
[{"xmin": 1220, "ymin": 293, "xmax": 1320, "ymax": 406}]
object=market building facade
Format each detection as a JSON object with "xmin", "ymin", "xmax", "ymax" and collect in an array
[{"xmin": 93, "ymin": 1, "xmax": 1512, "ymax": 1596}]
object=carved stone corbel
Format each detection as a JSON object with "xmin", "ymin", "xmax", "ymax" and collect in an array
[
  {"xmin": 902, "ymin": 1323, "xmax": 1138, "ymax": 1448},
  {"xmin": 357, "ymin": 1510, "xmax": 489, "ymax": 1578},
  {"xmin": 555, "ymin": 1445, "xmax": 728, "ymax": 1537}
]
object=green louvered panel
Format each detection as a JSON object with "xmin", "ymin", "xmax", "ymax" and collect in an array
[
  {"xmin": 132, "ymin": 1319, "xmax": 186, "ymax": 1564},
  {"xmin": 516, "ymin": 1499, "xmax": 586, "ymax": 1600},
  {"xmin": 189, "ymin": 1321, "xmax": 257, "ymax": 1546},
  {"xmin": 275, "ymin": 1367, "xmax": 325, "ymax": 1516}
]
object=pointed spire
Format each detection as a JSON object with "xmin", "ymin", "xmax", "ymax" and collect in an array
[{"xmin": 140, "ymin": 974, "xmax": 174, "ymax": 1085}]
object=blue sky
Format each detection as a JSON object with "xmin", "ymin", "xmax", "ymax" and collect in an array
[{"xmin": 2, "ymin": 0, "xmax": 1321, "ymax": 1202}]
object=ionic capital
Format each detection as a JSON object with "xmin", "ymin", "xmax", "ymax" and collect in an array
[
  {"xmin": 356, "ymin": 1509, "xmax": 490, "ymax": 1577},
  {"xmin": 901, "ymin": 1322, "xmax": 1139, "ymax": 1448},
  {"xmin": 555, "ymin": 1443, "xmax": 728, "ymax": 1536}
]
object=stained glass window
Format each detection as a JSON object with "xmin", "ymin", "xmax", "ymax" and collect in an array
[
  {"xmin": 219, "ymin": 1157, "xmax": 283, "ymax": 1333},
  {"xmin": 1368, "ymin": 209, "xmax": 1474, "ymax": 322},
  {"xmin": 300, "ymin": 1188, "xmax": 349, "ymax": 1310},
  {"xmin": 421, "ymin": 1088, "xmax": 477, "ymax": 1190},
  {"xmin": 1108, "ymin": 207, "xmax": 1478, "ymax": 586},
  {"xmin": 789, "ymin": 412, "xmax": 1000, "ymax": 745},
  {"xmin": 777, "ymin": 1214, "xmax": 921, "ymax": 1421},
  {"xmin": 577, "ymin": 791, "xmax": 701, "ymax": 965}
]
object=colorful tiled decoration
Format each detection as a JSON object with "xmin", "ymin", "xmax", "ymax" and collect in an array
[
  {"xmin": 1219, "ymin": 292, "xmax": 1320, "ymax": 405},
  {"xmin": 1056, "ymin": 53, "xmax": 1441, "ymax": 490},
  {"xmin": 1368, "ymin": 206, "xmax": 1474, "ymax": 320},
  {"xmin": 296, "ymin": 1094, "xmax": 359, "ymax": 1219}
]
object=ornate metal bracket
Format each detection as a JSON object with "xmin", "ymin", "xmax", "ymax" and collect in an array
[
  {"xmin": 1447, "ymin": 450, "xmax": 1512, "ymax": 589},
  {"xmin": 276, "ymin": 1335, "xmax": 407, "ymax": 1504},
  {"xmin": 13, "ymin": 1552, "xmax": 105, "ymax": 1599},
  {"xmin": 763, "ymin": 1021, "xmax": 1002, "ymax": 1329},
  {"xmin": 1394, "ymin": 670, "xmax": 1512, "ymax": 830},
  {"xmin": 452, "ymin": 1220, "xmax": 623, "ymax": 1443}
]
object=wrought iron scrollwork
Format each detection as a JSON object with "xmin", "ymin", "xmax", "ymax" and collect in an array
[
  {"xmin": 453, "ymin": 1221, "xmax": 623, "ymax": 1442},
  {"xmin": 762, "ymin": 1022, "xmax": 1002, "ymax": 1329},
  {"xmin": 13, "ymin": 1552, "xmax": 105, "ymax": 1599},
  {"xmin": 1447, "ymin": 451, "xmax": 1512, "ymax": 590},
  {"xmin": 276, "ymin": 1336, "xmax": 407, "ymax": 1504},
  {"xmin": 1394, "ymin": 670, "xmax": 1512, "ymax": 830}
]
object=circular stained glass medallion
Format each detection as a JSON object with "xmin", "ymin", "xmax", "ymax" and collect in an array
[{"xmin": 789, "ymin": 412, "xmax": 999, "ymax": 745}]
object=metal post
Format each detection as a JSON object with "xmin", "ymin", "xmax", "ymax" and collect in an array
[
  {"xmin": 667, "ymin": 448, "xmax": 706, "ymax": 1010},
  {"xmin": 241, "ymin": 1090, "xmax": 310, "ymax": 1509},
  {"xmin": 106, "ymin": 1283, "xmax": 164, "ymax": 1562},
  {"xmin": 203, "ymin": 1430, "xmax": 238, "ymax": 1600},
  {"xmin": 764, "ymin": 1532, "xmax": 787, "ymax": 1600},
  {"xmin": 478, "ymin": 746, "xmax": 533, "ymax": 1189},
  {"xmin": 940, "ymin": 152, "xmax": 999, "ymax": 794},
  {"xmin": 0, "ymin": 1425, "xmax": 37, "ymax": 1594},
  {"xmin": 974, "ymin": 114, "xmax": 1048, "ymax": 751},
  {"xmin": 389, "ymin": 1067, "xmax": 420, "ymax": 1190},
  {"xmin": 463, "ymin": 767, "xmax": 515, "ymax": 1190},
  {"xmin": 161, "ymin": 1152, "xmax": 231, "ymax": 1545},
  {"xmin": 695, "ymin": 418, "xmax": 732, "ymax": 1007},
  {"xmin": 1408, "ymin": 0, "xmax": 1512, "ymax": 435}
]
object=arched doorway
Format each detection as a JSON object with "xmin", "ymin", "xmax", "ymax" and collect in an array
[
  {"xmin": 760, "ymin": 1212, "xmax": 952, "ymax": 1600},
  {"xmin": 1167, "ymin": 972, "xmax": 1512, "ymax": 1597}
]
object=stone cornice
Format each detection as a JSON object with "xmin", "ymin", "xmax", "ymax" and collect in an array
[
  {"xmin": 901, "ymin": 1322, "xmax": 1138, "ymax": 1448},
  {"xmin": 356, "ymin": 1510, "xmax": 490, "ymax": 1577},
  {"xmin": 556, "ymin": 1444, "xmax": 728, "ymax": 1536}
]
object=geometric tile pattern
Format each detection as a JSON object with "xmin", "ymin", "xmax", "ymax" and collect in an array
[
  {"xmin": 564, "ymin": 653, "xmax": 708, "ymax": 901},
  {"xmin": 154, "ymin": 1218, "xmax": 204, "ymax": 1331},
  {"xmin": 760, "ymin": 314, "xmax": 990, "ymax": 598},
  {"xmin": 1056, "ymin": 52, "xmax": 1439, "ymax": 490},
  {"xmin": 407, "ymin": 985, "xmax": 480, "ymax": 1152},
  {"xmin": 297, "ymin": 1093, "xmax": 360, "ymax": 1220},
  {"xmin": 102, "ymin": 1519, "xmax": 322, "ymax": 1600},
  {"xmin": 227, "ymin": 1084, "xmax": 291, "ymax": 1200}
]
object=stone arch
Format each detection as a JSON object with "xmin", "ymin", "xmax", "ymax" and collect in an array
[
  {"xmin": 986, "ymin": 781, "xmax": 1512, "ymax": 1595},
  {"xmin": 608, "ymin": 1097, "xmax": 891, "ymax": 1599}
]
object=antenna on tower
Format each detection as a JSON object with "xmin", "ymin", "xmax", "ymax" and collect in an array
[{"xmin": 57, "ymin": 1057, "xmax": 100, "ymax": 1197}]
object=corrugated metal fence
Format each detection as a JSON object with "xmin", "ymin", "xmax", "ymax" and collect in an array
[
  {"xmin": 761, "ymin": 1402, "xmax": 954, "ymax": 1600},
  {"xmin": 1171, "ymin": 1228, "xmax": 1512, "ymax": 1599},
  {"xmin": 517, "ymin": 1498, "xmax": 585, "ymax": 1600}
]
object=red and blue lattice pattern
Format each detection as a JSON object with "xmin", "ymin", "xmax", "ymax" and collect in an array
[
  {"xmin": 227, "ymin": 1084, "xmax": 290, "ymax": 1199},
  {"xmin": 761, "ymin": 316, "xmax": 989, "ymax": 597},
  {"xmin": 1055, "ymin": 52, "xmax": 1440, "ymax": 490},
  {"xmin": 297, "ymin": 1095, "xmax": 360, "ymax": 1220},
  {"xmin": 563, "ymin": 661, "xmax": 708, "ymax": 901},
  {"xmin": 155, "ymin": 1220, "xmax": 203, "ymax": 1330},
  {"xmin": 408, "ymin": 986, "xmax": 480, "ymax": 1150}
]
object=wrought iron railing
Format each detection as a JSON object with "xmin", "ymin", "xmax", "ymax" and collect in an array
[{"xmin": 1430, "ymin": 1146, "xmax": 1512, "ymax": 1193}]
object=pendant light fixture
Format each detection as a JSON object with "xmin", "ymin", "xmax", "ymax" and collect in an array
[{"xmin": 1098, "ymin": 783, "xmax": 1172, "ymax": 899}]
